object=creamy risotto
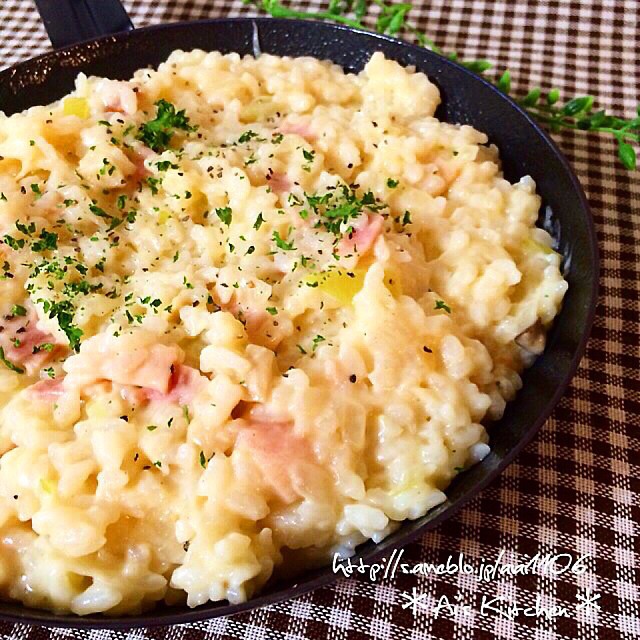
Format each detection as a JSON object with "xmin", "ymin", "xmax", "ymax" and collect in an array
[{"xmin": 0, "ymin": 50, "xmax": 566, "ymax": 615}]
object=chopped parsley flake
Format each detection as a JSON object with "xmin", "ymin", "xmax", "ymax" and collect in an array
[
  {"xmin": 434, "ymin": 299, "xmax": 451, "ymax": 313},
  {"xmin": 253, "ymin": 213, "xmax": 265, "ymax": 230},
  {"xmin": 32, "ymin": 342, "xmax": 54, "ymax": 354},
  {"xmin": 215, "ymin": 206, "xmax": 232, "ymax": 226},
  {"xmin": 89, "ymin": 204, "xmax": 111, "ymax": 220},
  {"xmin": 11, "ymin": 304, "xmax": 27, "ymax": 317},
  {"xmin": 15, "ymin": 221, "xmax": 35, "ymax": 236},
  {"xmin": 0, "ymin": 347, "xmax": 24, "ymax": 374},
  {"xmin": 146, "ymin": 176, "xmax": 162, "ymax": 195},
  {"xmin": 155, "ymin": 160, "xmax": 179, "ymax": 171},
  {"xmin": 137, "ymin": 99, "xmax": 195, "ymax": 152},
  {"xmin": 39, "ymin": 299, "xmax": 83, "ymax": 351},
  {"xmin": 237, "ymin": 130, "xmax": 261, "ymax": 144},
  {"xmin": 3, "ymin": 235, "xmax": 25, "ymax": 250},
  {"xmin": 272, "ymin": 229, "xmax": 295, "ymax": 251},
  {"xmin": 302, "ymin": 148, "xmax": 315, "ymax": 171},
  {"xmin": 31, "ymin": 229, "xmax": 58, "ymax": 252},
  {"xmin": 305, "ymin": 185, "xmax": 384, "ymax": 238},
  {"xmin": 387, "ymin": 178, "xmax": 399, "ymax": 188}
]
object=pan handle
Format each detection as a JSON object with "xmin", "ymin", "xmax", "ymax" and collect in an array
[{"xmin": 33, "ymin": 0, "xmax": 134, "ymax": 49}]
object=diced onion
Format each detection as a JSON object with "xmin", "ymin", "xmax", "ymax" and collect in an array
[
  {"xmin": 63, "ymin": 97, "xmax": 89, "ymax": 119},
  {"xmin": 306, "ymin": 268, "xmax": 367, "ymax": 304}
]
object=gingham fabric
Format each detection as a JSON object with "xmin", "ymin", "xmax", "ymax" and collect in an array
[{"xmin": 0, "ymin": 1, "xmax": 638, "ymax": 638}]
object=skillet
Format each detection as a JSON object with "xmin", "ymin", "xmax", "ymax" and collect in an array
[{"xmin": 0, "ymin": 0, "xmax": 599, "ymax": 628}]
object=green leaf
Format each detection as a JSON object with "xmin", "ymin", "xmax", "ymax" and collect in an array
[
  {"xmin": 618, "ymin": 140, "xmax": 637, "ymax": 170},
  {"xmin": 522, "ymin": 88, "xmax": 541, "ymax": 107},
  {"xmin": 376, "ymin": 12, "xmax": 392, "ymax": 32},
  {"xmin": 354, "ymin": 0, "xmax": 367, "ymax": 19},
  {"xmin": 561, "ymin": 96, "xmax": 593, "ymax": 116},
  {"xmin": 327, "ymin": 0, "xmax": 341, "ymax": 15},
  {"xmin": 497, "ymin": 70, "xmax": 511, "ymax": 94},
  {"xmin": 388, "ymin": 6, "xmax": 410, "ymax": 35},
  {"xmin": 462, "ymin": 59, "xmax": 493, "ymax": 74},
  {"xmin": 547, "ymin": 89, "xmax": 560, "ymax": 105},
  {"xmin": 587, "ymin": 109, "xmax": 606, "ymax": 128},
  {"xmin": 576, "ymin": 118, "xmax": 592, "ymax": 130}
]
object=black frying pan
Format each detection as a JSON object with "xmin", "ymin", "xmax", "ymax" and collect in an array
[{"xmin": 0, "ymin": 0, "xmax": 599, "ymax": 629}]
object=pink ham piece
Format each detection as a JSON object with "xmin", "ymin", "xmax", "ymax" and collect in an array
[
  {"xmin": 278, "ymin": 120, "xmax": 314, "ymax": 142},
  {"xmin": 63, "ymin": 332, "xmax": 184, "ymax": 395},
  {"xmin": 95, "ymin": 79, "xmax": 138, "ymax": 115},
  {"xmin": 338, "ymin": 214, "xmax": 384, "ymax": 257},
  {"xmin": 128, "ymin": 146, "xmax": 156, "ymax": 182},
  {"xmin": 29, "ymin": 378, "xmax": 65, "ymax": 401},
  {"xmin": 223, "ymin": 300, "xmax": 283, "ymax": 350},
  {"xmin": 236, "ymin": 422, "xmax": 313, "ymax": 504},
  {"xmin": 142, "ymin": 364, "xmax": 206, "ymax": 405},
  {"xmin": 266, "ymin": 171, "xmax": 291, "ymax": 194},
  {"xmin": 0, "ymin": 310, "xmax": 63, "ymax": 375}
]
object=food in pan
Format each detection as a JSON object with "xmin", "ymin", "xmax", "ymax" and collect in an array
[{"xmin": 0, "ymin": 50, "xmax": 567, "ymax": 614}]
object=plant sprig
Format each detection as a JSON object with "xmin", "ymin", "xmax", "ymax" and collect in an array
[{"xmin": 244, "ymin": 0, "xmax": 639, "ymax": 169}]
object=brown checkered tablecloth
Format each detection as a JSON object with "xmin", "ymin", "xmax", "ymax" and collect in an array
[{"xmin": 0, "ymin": 1, "xmax": 638, "ymax": 638}]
